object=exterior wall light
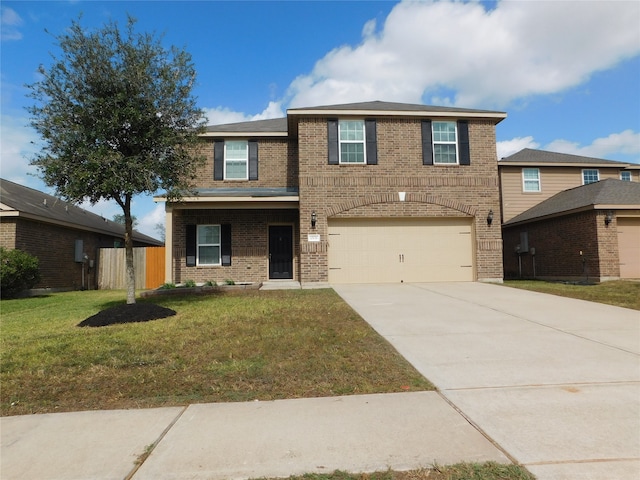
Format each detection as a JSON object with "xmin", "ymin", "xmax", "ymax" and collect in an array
[
  {"xmin": 487, "ymin": 209, "xmax": 494, "ymax": 226},
  {"xmin": 311, "ymin": 211, "xmax": 317, "ymax": 229},
  {"xmin": 604, "ymin": 211, "xmax": 613, "ymax": 226}
]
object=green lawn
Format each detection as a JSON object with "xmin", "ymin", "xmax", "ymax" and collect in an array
[
  {"xmin": 1, "ymin": 289, "xmax": 433, "ymax": 416},
  {"xmin": 503, "ymin": 280, "xmax": 640, "ymax": 310}
]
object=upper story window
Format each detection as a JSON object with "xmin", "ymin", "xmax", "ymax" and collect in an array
[
  {"xmin": 224, "ymin": 140, "xmax": 248, "ymax": 180},
  {"xmin": 582, "ymin": 169, "xmax": 599, "ymax": 185},
  {"xmin": 338, "ymin": 120, "xmax": 366, "ymax": 164},
  {"xmin": 522, "ymin": 168, "xmax": 541, "ymax": 192},
  {"xmin": 197, "ymin": 225, "xmax": 221, "ymax": 265},
  {"xmin": 620, "ymin": 171, "xmax": 632, "ymax": 181},
  {"xmin": 432, "ymin": 122, "xmax": 458, "ymax": 164}
]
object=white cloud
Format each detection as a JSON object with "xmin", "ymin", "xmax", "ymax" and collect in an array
[
  {"xmin": 203, "ymin": 101, "xmax": 284, "ymax": 126},
  {"xmin": 497, "ymin": 136, "xmax": 540, "ymax": 159},
  {"xmin": 137, "ymin": 203, "xmax": 166, "ymax": 240},
  {"xmin": 546, "ymin": 129, "xmax": 640, "ymax": 159},
  {"xmin": 0, "ymin": 115, "xmax": 40, "ymax": 184},
  {"xmin": 1, "ymin": 7, "xmax": 23, "ymax": 41},
  {"xmin": 285, "ymin": 0, "xmax": 640, "ymax": 109}
]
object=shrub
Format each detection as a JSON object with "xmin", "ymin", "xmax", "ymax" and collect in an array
[
  {"xmin": 184, "ymin": 279, "xmax": 196, "ymax": 288},
  {"xmin": 224, "ymin": 279, "xmax": 235, "ymax": 285},
  {"xmin": 204, "ymin": 280, "xmax": 217, "ymax": 287},
  {"xmin": 0, "ymin": 248, "xmax": 41, "ymax": 298},
  {"xmin": 160, "ymin": 282, "xmax": 176, "ymax": 289}
]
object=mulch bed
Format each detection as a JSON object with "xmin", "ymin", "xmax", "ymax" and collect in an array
[{"xmin": 77, "ymin": 303, "xmax": 176, "ymax": 327}]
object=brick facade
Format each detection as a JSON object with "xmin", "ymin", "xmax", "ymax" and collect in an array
[{"xmin": 502, "ymin": 210, "xmax": 633, "ymax": 282}]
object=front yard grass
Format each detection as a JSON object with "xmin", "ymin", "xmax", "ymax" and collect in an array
[
  {"xmin": 1, "ymin": 289, "xmax": 433, "ymax": 416},
  {"xmin": 503, "ymin": 280, "xmax": 640, "ymax": 310}
]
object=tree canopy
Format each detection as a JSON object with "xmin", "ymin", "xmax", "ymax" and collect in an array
[{"xmin": 27, "ymin": 15, "xmax": 207, "ymax": 303}]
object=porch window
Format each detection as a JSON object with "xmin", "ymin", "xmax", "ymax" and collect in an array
[
  {"xmin": 197, "ymin": 225, "xmax": 221, "ymax": 265},
  {"xmin": 522, "ymin": 168, "xmax": 541, "ymax": 192},
  {"xmin": 224, "ymin": 141, "xmax": 248, "ymax": 180},
  {"xmin": 582, "ymin": 169, "xmax": 599, "ymax": 185}
]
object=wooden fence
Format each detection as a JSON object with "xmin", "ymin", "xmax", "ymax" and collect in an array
[{"xmin": 97, "ymin": 247, "xmax": 165, "ymax": 290}]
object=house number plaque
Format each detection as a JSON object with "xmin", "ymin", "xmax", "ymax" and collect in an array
[{"xmin": 307, "ymin": 234, "xmax": 321, "ymax": 242}]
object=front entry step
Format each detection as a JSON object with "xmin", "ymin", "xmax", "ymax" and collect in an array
[{"xmin": 260, "ymin": 280, "xmax": 301, "ymax": 290}]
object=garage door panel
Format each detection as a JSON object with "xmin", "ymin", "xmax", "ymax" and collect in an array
[
  {"xmin": 618, "ymin": 218, "xmax": 640, "ymax": 279},
  {"xmin": 328, "ymin": 217, "xmax": 474, "ymax": 284}
]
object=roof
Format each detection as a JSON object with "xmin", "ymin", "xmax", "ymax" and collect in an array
[
  {"xmin": 0, "ymin": 179, "xmax": 163, "ymax": 245},
  {"xmin": 499, "ymin": 148, "xmax": 634, "ymax": 167},
  {"xmin": 203, "ymin": 100, "xmax": 507, "ymax": 136},
  {"xmin": 505, "ymin": 178, "xmax": 640, "ymax": 226}
]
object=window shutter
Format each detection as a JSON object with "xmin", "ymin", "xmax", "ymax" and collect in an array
[
  {"xmin": 365, "ymin": 119, "xmax": 377, "ymax": 165},
  {"xmin": 214, "ymin": 141, "xmax": 224, "ymax": 180},
  {"xmin": 457, "ymin": 120, "xmax": 470, "ymax": 165},
  {"xmin": 421, "ymin": 120, "xmax": 433, "ymax": 165},
  {"xmin": 327, "ymin": 119, "xmax": 339, "ymax": 165},
  {"xmin": 186, "ymin": 224, "xmax": 196, "ymax": 267},
  {"xmin": 248, "ymin": 140, "xmax": 258, "ymax": 180},
  {"xmin": 221, "ymin": 224, "xmax": 232, "ymax": 266}
]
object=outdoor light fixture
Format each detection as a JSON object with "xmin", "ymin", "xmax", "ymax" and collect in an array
[
  {"xmin": 311, "ymin": 211, "xmax": 317, "ymax": 229},
  {"xmin": 487, "ymin": 209, "xmax": 494, "ymax": 226},
  {"xmin": 605, "ymin": 211, "xmax": 613, "ymax": 226}
]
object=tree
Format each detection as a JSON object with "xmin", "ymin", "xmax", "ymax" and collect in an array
[
  {"xmin": 27, "ymin": 16, "xmax": 206, "ymax": 304},
  {"xmin": 113, "ymin": 214, "xmax": 138, "ymax": 228}
]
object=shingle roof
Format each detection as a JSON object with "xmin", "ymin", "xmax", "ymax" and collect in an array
[
  {"xmin": 205, "ymin": 117, "xmax": 287, "ymax": 133},
  {"xmin": 500, "ymin": 148, "xmax": 630, "ymax": 166},
  {"xmin": 287, "ymin": 100, "xmax": 505, "ymax": 115},
  {"xmin": 0, "ymin": 179, "xmax": 163, "ymax": 245},
  {"xmin": 505, "ymin": 178, "xmax": 640, "ymax": 225}
]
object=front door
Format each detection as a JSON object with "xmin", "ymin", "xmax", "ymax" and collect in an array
[{"xmin": 269, "ymin": 225, "xmax": 293, "ymax": 279}]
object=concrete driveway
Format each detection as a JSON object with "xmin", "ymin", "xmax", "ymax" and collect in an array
[{"xmin": 333, "ymin": 282, "xmax": 640, "ymax": 480}]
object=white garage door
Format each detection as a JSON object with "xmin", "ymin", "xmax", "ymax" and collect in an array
[
  {"xmin": 618, "ymin": 217, "xmax": 640, "ymax": 279},
  {"xmin": 328, "ymin": 217, "xmax": 474, "ymax": 284}
]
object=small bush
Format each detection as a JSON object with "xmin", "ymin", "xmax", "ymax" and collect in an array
[
  {"xmin": 160, "ymin": 282, "xmax": 176, "ymax": 289},
  {"xmin": 204, "ymin": 280, "xmax": 217, "ymax": 287},
  {"xmin": 224, "ymin": 279, "xmax": 235, "ymax": 285},
  {"xmin": 0, "ymin": 248, "xmax": 40, "ymax": 298},
  {"xmin": 184, "ymin": 279, "xmax": 197, "ymax": 288}
]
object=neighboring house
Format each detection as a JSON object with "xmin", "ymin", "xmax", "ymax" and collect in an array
[
  {"xmin": 499, "ymin": 148, "xmax": 639, "ymax": 223},
  {"xmin": 0, "ymin": 179, "xmax": 163, "ymax": 291},
  {"xmin": 502, "ymin": 179, "xmax": 640, "ymax": 281},
  {"xmin": 161, "ymin": 101, "xmax": 507, "ymax": 287}
]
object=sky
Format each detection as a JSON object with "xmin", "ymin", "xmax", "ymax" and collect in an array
[{"xmin": 1, "ymin": 0, "xmax": 639, "ymax": 240}]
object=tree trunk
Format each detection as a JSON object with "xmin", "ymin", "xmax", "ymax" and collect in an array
[{"xmin": 124, "ymin": 197, "xmax": 136, "ymax": 304}]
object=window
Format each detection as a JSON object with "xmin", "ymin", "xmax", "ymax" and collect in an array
[
  {"xmin": 582, "ymin": 169, "xmax": 599, "ymax": 185},
  {"xmin": 224, "ymin": 140, "xmax": 248, "ymax": 179},
  {"xmin": 620, "ymin": 171, "xmax": 632, "ymax": 181},
  {"xmin": 338, "ymin": 120, "xmax": 366, "ymax": 164},
  {"xmin": 197, "ymin": 225, "xmax": 220, "ymax": 265},
  {"xmin": 432, "ymin": 121, "xmax": 458, "ymax": 164},
  {"xmin": 522, "ymin": 168, "xmax": 541, "ymax": 192}
]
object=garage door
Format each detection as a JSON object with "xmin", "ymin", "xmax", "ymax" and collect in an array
[
  {"xmin": 328, "ymin": 217, "xmax": 474, "ymax": 284},
  {"xmin": 618, "ymin": 217, "xmax": 640, "ymax": 279}
]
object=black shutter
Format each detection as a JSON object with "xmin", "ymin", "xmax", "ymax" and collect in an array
[
  {"xmin": 221, "ymin": 224, "xmax": 232, "ymax": 266},
  {"xmin": 186, "ymin": 224, "xmax": 196, "ymax": 267},
  {"xmin": 365, "ymin": 119, "xmax": 377, "ymax": 165},
  {"xmin": 458, "ymin": 120, "xmax": 470, "ymax": 165},
  {"xmin": 327, "ymin": 119, "xmax": 339, "ymax": 165},
  {"xmin": 248, "ymin": 140, "xmax": 258, "ymax": 180},
  {"xmin": 214, "ymin": 141, "xmax": 224, "ymax": 180},
  {"xmin": 421, "ymin": 120, "xmax": 433, "ymax": 165}
]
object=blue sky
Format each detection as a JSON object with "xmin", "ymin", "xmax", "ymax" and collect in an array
[{"xmin": 2, "ymin": 0, "xmax": 639, "ymax": 240}]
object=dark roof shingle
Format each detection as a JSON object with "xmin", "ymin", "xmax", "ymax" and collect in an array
[{"xmin": 500, "ymin": 148, "xmax": 629, "ymax": 166}]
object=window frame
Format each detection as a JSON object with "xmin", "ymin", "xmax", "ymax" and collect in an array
[
  {"xmin": 432, "ymin": 121, "xmax": 459, "ymax": 165},
  {"xmin": 338, "ymin": 119, "xmax": 367, "ymax": 165},
  {"xmin": 196, "ymin": 224, "xmax": 221, "ymax": 266},
  {"xmin": 620, "ymin": 171, "xmax": 632, "ymax": 181},
  {"xmin": 224, "ymin": 140, "xmax": 249, "ymax": 180},
  {"xmin": 522, "ymin": 168, "xmax": 541, "ymax": 192},
  {"xmin": 582, "ymin": 169, "xmax": 600, "ymax": 185}
]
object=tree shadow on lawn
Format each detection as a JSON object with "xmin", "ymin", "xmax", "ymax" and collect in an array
[{"xmin": 77, "ymin": 302, "xmax": 176, "ymax": 327}]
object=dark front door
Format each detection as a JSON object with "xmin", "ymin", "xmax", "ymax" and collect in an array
[{"xmin": 269, "ymin": 225, "xmax": 293, "ymax": 279}]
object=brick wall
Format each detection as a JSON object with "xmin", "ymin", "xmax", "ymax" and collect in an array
[
  {"xmin": 502, "ymin": 210, "xmax": 620, "ymax": 282},
  {"xmin": 172, "ymin": 208, "xmax": 299, "ymax": 284},
  {"xmin": 297, "ymin": 116, "xmax": 503, "ymax": 283}
]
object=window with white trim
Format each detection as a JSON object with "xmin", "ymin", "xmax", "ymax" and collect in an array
[
  {"xmin": 338, "ymin": 120, "xmax": 366, "ymax": 164},
  {"xmin": 620, "ymin": 171, "xmax": 632, "ymax": 181},
  {"xmin": 522, "ymin": 168, "xmax": 541, "ymax": 192},
  {"xmin": 224, "ymin": 140, "xmax": 248, "ymax": 179},
  {"xmin": 582, "ymin": 169, "xmax": 599, "ymax": 185},
  {"xmin": 432, "ymin": 121, "xmax": 458, "ymax": 164},
  {"xmin": 197, "ymin": 225, "xmax": 221, "ymax": 265}
]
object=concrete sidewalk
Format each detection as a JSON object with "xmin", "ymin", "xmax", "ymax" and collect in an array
[
  {"xmin": 0, "ymin": 392, "xmax": 509, "ymax": 480},
  {"xmin": 334, "ymin": 282, "xmax": 640, "ymax": 480}
]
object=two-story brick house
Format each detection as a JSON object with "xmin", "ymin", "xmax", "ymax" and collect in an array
[{"xmin": 162, "ymin": 101, "xmax": 507, "ymax": 287}]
